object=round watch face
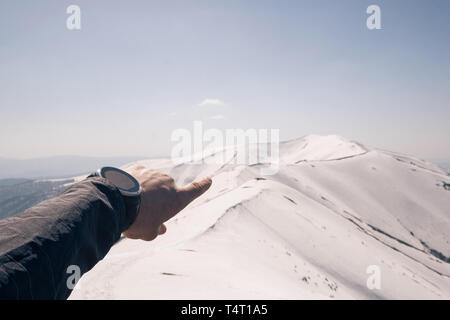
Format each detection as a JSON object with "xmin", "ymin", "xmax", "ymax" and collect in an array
[{"xmin": 98, "ymin": 167, "xmax": 141, "ymax": 196}]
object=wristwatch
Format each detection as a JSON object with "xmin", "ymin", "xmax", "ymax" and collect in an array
[{"xmin": 91, "ymin": 166, "xmax": 142, "ymax": 230}]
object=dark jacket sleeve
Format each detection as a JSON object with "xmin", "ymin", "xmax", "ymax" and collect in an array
[{"xmin": 0, "ymin": 177, "xmax": 133, "ymax": 300}]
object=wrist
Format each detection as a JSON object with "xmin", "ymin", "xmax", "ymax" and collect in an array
[
  {"xmin": 120, "ymin": 193, "xmax": 141, "ymax": 231},
  {"xmin": 88, "ymin": 167, "xmax": 142, "ymax": 232}
]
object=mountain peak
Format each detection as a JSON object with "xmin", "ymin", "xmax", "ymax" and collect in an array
[{"xmin": 280, "ymin": 134, "xmax": 368, "ymax": 163}]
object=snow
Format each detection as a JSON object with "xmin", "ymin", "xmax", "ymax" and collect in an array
[
  {"xmin": 279, "ymin": 134, "xmax": 368, "ymax": 163},
  {"xmin": 69, "ymin": 135, "xmax": 450, "ymax": 300}
]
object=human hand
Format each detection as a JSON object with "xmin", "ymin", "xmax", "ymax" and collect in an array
[{"xmin": 122, "ymin": 164, "xmax": 212, "ymax": 241}]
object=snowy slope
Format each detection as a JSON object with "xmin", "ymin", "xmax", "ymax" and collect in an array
[
  {"xmin": 69, "ymin": 135, "xmax": 450, "ymax": 300},
  {"xmin": 279, "ymin": 134, "xmax": 368, "ymax": 163}
]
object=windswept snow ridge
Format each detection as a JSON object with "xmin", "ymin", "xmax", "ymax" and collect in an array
[
  {"xmin": 280, "ymin": 134, "xmax": 368, "ymax": 163},
  {"xmin": 69, "ymin": 135, "xmax": 450, "ymax": 299}
]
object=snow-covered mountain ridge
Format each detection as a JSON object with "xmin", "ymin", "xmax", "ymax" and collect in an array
[{"xmin": 69, "ymin": 135, "xmax": 450, "ymax": 299}]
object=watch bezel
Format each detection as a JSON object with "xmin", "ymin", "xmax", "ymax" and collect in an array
[{"xmin": 96, "ymin": 166, "xmax": 142, "ymax": 197}]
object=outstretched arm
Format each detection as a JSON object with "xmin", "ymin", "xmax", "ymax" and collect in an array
[
  {"xmin": 0, "ymin": 166, "xmax": 211, "ymax": 300},
  {"xmin": 0, "ymin": 177, "xmax": 127, "ymax": 299}
]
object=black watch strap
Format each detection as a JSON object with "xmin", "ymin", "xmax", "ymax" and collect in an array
[
  {"xmin": 87, "ymin": 173, "xmax": 141, "ymax": 231},
  {"xmin": 121, "ymin": 193, "xmax": 141, "ymax": 231}
]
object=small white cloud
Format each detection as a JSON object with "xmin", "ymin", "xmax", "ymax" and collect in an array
[
  {"xmin": 210, "ymin": 114, "xmax": 225, "ymax": 120},
  {"xmin": 168, "ymin": 112, "xmax": 177, "ymax": 116},
  {"xmin": 198, "ymin": 99, "xmax": 225, "ymax": 107}
]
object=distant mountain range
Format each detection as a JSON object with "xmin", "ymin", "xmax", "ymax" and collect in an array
[
  {"xmin": 0, "ymin": 178, "xmax": 74, "ymax": 220},
  {"xmin": 0, "ymin": 155, "xmax": 149, "ymax": 219},
  {"xmin": 0, "ymin": 155, "xmax": 147, "ymax": 180}
]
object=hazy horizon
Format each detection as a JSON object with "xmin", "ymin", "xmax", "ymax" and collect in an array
[
  {"xmin": 0, "ymin": 134, "xmax": 449, "ymax": 167},
  {"xmin": 0, "ymin": 134, "xmax": 449, "ymax": 180},
  {"xmin": 0, "ymin": 154, "xmax": 147, "ymax": 179}
]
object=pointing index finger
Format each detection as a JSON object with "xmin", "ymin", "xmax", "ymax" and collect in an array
[{"xmin": 177, "ymin": 177, "xmax": 212, "ymax": 209}]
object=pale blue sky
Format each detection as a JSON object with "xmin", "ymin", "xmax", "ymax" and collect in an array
[{"xmin": 1, "ymin": 0, "xmax": 449, "ymax": 160}]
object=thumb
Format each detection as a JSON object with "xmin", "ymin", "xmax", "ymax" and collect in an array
[{"xmin": 177, "ymin": 177, "xmax": 212, "ymax": 209}]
